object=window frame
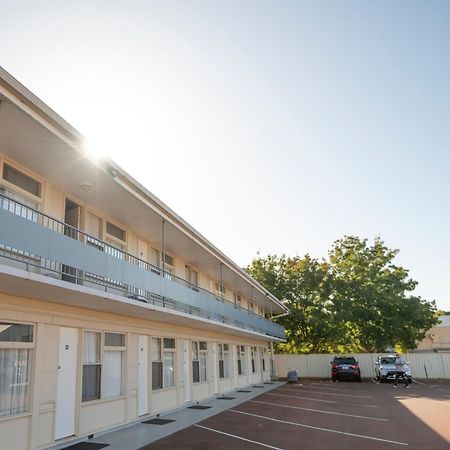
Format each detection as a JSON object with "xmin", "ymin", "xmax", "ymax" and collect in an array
[
  {"xmin": 82, "ymin": 330, "xmax": 126, "ymax": 403},
  {"xmin": 0, "ymin": 321, "xmax": 35, "ymax": 418},
  {"xmin": 237, "ymin": 345, "xmax": 246, "ymax": 376},
  {"xmin": 151, "ymin": 337, "xmax": 176, "ymax": 391},
  {"xmin": 1, "ymin": 159, "xmax": 43, "ymax": 203},
  {"xmin": 192, "ymin": 341, "xmax": 207, "ymax": 383},
  {"xmin": 218, "ymin": 343, "xmax": 230, "ymax": 379},
  {"xmin": 251, "ymin": 346, "xmax": 257, "ymax": 373},
  {"xmin": 105, "ymin": 219, "xmax": 127, "ymax": 247}
]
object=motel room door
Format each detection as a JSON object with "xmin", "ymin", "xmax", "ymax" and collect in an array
[
  {"xmin": 138, "ymin": 335, "xmax": 148, "ymax": 416},
  {"xmin": 183, "ymin": 340, "xmax": 191, "ymax": 402},
  {"xmin": 55, "ymin": 327, "xmax": 78, "ymax": 440},
  {"xmin": 211, "ymin": 343, "xmax": 219, "ymax": 394}
]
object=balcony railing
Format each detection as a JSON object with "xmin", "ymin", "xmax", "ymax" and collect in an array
[{"xmin": 0, "ymin": 193, "xmax": 285, "ymax": 339}]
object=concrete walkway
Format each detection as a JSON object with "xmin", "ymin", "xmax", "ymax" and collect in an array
[{"xmin": 54, "ymin": 382, "xmax": 283, "ymax": 450}]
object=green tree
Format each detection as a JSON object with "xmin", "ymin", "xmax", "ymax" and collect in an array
[
  {"xmin": 247, "ymin": 236, "xmax": 440, "ymax": 353},
  {"xmin": 247, "ymin": 254, "xmax": 339, "ymax": 353}
]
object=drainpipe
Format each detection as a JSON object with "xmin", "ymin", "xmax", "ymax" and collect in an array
[
  {"xmin": 220, "ymin": 263, "xmax": 223, "ymax": 296},
  {"xmin": 162, "ymin": 219, "xmax": 166, "ymax": 273}
]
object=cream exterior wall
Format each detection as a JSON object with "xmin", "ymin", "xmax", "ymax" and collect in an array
[{"xmin": 0, "ymin": 292, "xmax": 270, "ymax": 450}]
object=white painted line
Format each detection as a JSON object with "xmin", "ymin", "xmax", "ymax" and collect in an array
[
  {"xmin": 194, "ymin": 424, "xmax": 284, "ymax": 450},
  {"xmin": 264, "ymin": 392, "xmax": 379, "ymax": 408},
  {"xmin": 370, "ymin": 378, "xmax": 380, "ymax": 384},
  {"xmin": 275, "ymin": 387, "xmax": 371, "ymax": 399},
  {"xmin": 229, "ymin": 410, "xmax": 408, "ymax": 446},
  {"xmin": 412, "ymin": 379, "xmax": 426, "ymax": 386},
  {"xmin": 249, "ymin": 400, "xmax": 388, "ymax": 421}
]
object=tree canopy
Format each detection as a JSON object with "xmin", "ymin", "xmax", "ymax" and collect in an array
[{"xmin": 246, "ymin": 236, "xmax": 440, "ymax": 353}]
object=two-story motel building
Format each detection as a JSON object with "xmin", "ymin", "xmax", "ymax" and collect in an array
[{"xmin": 0, "ymin": 67, "xmax": 288, "ymax": 450}]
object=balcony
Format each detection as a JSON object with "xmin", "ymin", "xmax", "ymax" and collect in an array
[{"xmin": 0, "ymin": 194, "xmax": 285, "ymax": 339}]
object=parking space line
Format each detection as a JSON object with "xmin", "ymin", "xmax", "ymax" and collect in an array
[
  {"xmin": 229, "ymin": 410, "xmax": 408, "ymax": 446},
  {"xmin": 413, "ymin": 379, "xmax": 426, "ymax": 386},
  {"xmin": 370, "ymin": 378, "xmax": 380, "ymax": 384},
  {"xmin": 194, "ymin": 424, "xmax": 284, "ymax": 450},
  {"xmin": 275, "ymin": 387, "xmax": 371, "ymax": 399},
  {"xmin": 248, "ymin": 400, "xmax": 388, "ymax": 421},
  {"xmin": 264, "ymin": 392, "xmax": 379, "ymax": 408}
]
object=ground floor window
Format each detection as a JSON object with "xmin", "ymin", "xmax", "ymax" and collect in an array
[
  {"xmin": 237, "ymin": 345, "xmax": 246, "ymax": 375},
  {"xmin": 251, "ymin": 346, "xmax": 257, "ymax": 373},
  {"xmin": 152, "ymin": 337, "xmax": 176, "ymax": 390},
  {"xmin": 82, "ymin": 330, "xmax": 126, "ymax": 402},
  {"xmin": 218, "ymin": 344, "xmax": 229, "ymax": 378},
  {"xmin": 0, "ymin": 322, "xmax": 34, "ymax": 417},
  {"xmin": 192, "ymin": 341, "xmax": 207, "ymax": 382}
]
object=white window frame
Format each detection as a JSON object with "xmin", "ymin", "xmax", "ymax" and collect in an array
[
  {"xmin": 0, "ymin": 321, "xmax": 34, "ymax": 418},
  {"xmin": 152, "ymin": 337, "xmax": 176, "ymax": 390},
  {"xmin": 82, "ymin": 330, "xmax": 126, "ymax": 402},
  {"xmin": 251, "ymin": 346, "xmax": 257, "ymax": 373},
  {"xmin": 218, "ymin": 343, "xmax": 230, "ymax": 379},
  {"xmin": 1, "ymin": 159, "xmax": 43, "ymax": 204},
  {"xmin": 237, "ymin": 345, "xmax": 246, "ymax": 376},
  {"xmin": 192, "ymin": 341, "xmax": 207, "ymax": 383}
]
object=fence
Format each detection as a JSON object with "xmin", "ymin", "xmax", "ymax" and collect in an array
[{"xmin": 274, "ymin": 352, "xmax": 450, "ymax": 379}]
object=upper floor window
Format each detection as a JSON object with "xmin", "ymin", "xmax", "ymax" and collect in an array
[
  {"xmin": 2, "ymin": 163, "xmax": 41, "ymax": 198},
  {"xmin": 234, "ymin": 294, "xmax": 241, "ymax": 307},
  {"xmin": 163, "ymin": 253, "xmax": 174, "ymax": 268},
  {"xmin": 215, "ymin": 283, "xmax": 226, "ymax": 296},
  {"xmin": 185, "ymin": 266, "xmax": 199, "ymax": 288},
  {"xmin": 0, "ymin": 322, "xmax": 34, "ymax": 417},
  {"xmin": 106, "ymin": 221, "xmax": 126, "ymax": 242},
  {"xmin": 0, "ymin": 188, "xmax": 38, "ymax": 222}
]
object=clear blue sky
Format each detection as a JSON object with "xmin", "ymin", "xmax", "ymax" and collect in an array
[{"xmin": 1, "ymin": 1, "xmax": 449, "ymax": 310}]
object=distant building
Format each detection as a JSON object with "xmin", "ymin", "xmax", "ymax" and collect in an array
[
  {"xmin": 0, "ymin": 67, "xmax": 288, "ymax": 450},
  {"xmin": 415, "ymin": 312, "xmax": 450, "ymax": 352}
]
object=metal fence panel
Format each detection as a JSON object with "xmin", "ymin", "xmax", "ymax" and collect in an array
[{"xmin": 274, "ymin": 353, "xmax": 450, "ymax": 379}]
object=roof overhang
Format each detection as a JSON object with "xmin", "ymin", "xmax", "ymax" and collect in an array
[{"xmin": 0, "ymin": 66, "xmax": 288, "ymax": 315}]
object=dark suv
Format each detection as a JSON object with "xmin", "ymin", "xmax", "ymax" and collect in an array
[{"xmin": 331, "ymin": 356, "xmax": 361, "ymax": 382}]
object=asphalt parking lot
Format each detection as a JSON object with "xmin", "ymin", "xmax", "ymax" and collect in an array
[{"xmin": 139, "ymin": 379, "xmax": 450, "ymax": 450}]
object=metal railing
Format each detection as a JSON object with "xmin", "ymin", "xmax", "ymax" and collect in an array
[{"xmin": 0, "ymin": 193, "xmax": 284, "ymax": 338}]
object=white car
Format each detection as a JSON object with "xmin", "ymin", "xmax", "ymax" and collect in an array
[{"xmin": 374, "ymin": 355, "xmax": 412, "ymax": 383}]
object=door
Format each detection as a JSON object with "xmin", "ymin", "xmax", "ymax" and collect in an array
[
  {"xmin": 260, "ymin": 348, "xmax": 265, "ymax": 382},
  {"xmin": 55, "ymin": 327, "xmax": 78, "ymax": 440},
  {"xmin": 138, "ymin": 335, "xmax": 148, "ymax": 416},
  {"xmin": 211, "ymin": 343, "xmax": 219, "ymax": 394},
  {"xmin": 183, "ymin": 340, "xmax": 191, "ymax": 402},
  {"xmin": 137, "ymin": 239, "xmax": 148, "ymax": 264}
]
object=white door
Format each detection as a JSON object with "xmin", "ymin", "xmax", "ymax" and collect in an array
[
  {"xmin": 232, "ymin": 345, "xmax": 238, "ymax": 388},
  {"xmin": 137, "ymin": 239, "xmax": 148, "ymax": 263},
  {"xmin": 183, "ymin": 340, "xmax": 191, "ymax": 402},
  {"xmin": 138, "ymin": 335, "xmax": 148, "ymax": 416},
  {"xmin": 55, "ymin": 327, "xmax": 78, "ymax": 440},
  {"xmin": 260, "ymin": 348, "xmax": 265, "ymax": 382},
  {"xmin": 211, "ymin": 343, "xmax": 219, "ymax": 394}
]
